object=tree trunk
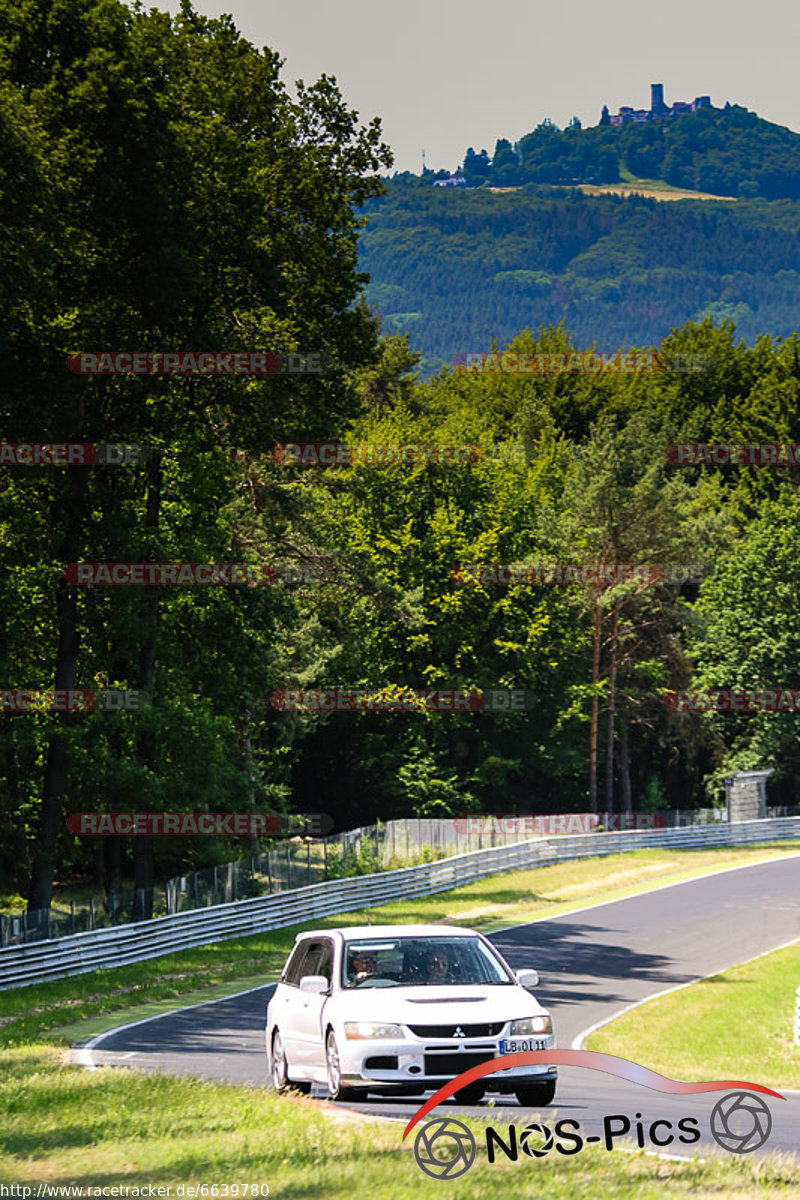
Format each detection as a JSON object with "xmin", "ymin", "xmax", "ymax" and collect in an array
[
  {"xmin": 133, "ymin": 453, "xmax": 162, "ymax": 921},
  {"xmin": 28, "ymin": 470, "xmax": 87, "ymax": 915},
  {"xmin": 619, "ymin": 710, "xmax": 633, "ymax": 814},
  {"xmin": 105, "ymin": 833, "xmax": 123, "ymax": 898},
  {"xmin": 588, "ymin": 600, "xmax": 602, "ymax": 813},
  {"xmin": 103, "ymin": 723, "xmax": 124, "ymax": 904},
  {"xmin": 241, "ymin": 720, "xmax": 260, "ymax": 852},
  {"xmin": 604, "ymin": 599, "xmax": 620, "ymax": 811}
]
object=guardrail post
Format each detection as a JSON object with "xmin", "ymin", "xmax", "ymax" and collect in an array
[{"xmin": 795, "ymin": 985, "xmax": 800, "ymax": 1047}]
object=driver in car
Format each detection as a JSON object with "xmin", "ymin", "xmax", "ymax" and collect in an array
[{"xmin": 349, "ymin": 948, "xmax": 378, "ymax": 986}]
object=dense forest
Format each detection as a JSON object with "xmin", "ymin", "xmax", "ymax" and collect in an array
[
  {"xmin": 358, "ymin": 185, "xmax": 800, "ymax": 373},
  {"xmin": 2, "ymin": 3, "xmax": 799, "ymax": 910},
  {"xmin": 4, "ymin": 313, "xmax": 800, "ymax": 903}
]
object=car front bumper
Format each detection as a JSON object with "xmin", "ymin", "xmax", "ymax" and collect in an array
[{"xmin": 339, "ymin": 1035, "xmax": 558, "ymax": 1090}]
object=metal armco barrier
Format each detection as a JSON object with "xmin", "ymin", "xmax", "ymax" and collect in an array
[{"xmin": 1, "ymin": 816, "xmax": 799, "ymax": 991}]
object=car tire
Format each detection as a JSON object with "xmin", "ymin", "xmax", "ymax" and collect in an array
[
  {"xmin": 325, "ymin": 1029, "xmax": 363, "ymax": 1103},
  {"xmin": 271, "ymin": 1030, "xmax": 311, "ymax": 1095},
  {"xmin": 515, "ymin": 1080, "xmax": 557, "ymax": 1107},
  {"xmin": 454, "ymin": 1083, "xmax": 485, "ymax": 1105}
]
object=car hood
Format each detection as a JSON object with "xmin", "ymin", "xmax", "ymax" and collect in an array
[{"xmin": 328, "ymin": 984, "xmax": 547, "ymax": 1023}]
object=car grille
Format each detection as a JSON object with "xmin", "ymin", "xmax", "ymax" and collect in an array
[
  {"xmin": 424, "ymin": 1052, "xmax": 497, "ymax": 1075},
  {"xmin": 408, "ymin": 1022, "xmax": 505, "ymax": 1038}
]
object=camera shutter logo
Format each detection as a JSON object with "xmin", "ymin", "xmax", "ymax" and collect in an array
[
  {"xmin": 710, "ymin": 1092, "xmax": 772, "ymax": 1153},
  {"xmin": 519, "ymin": 1121, "xmax": 555, "ymax": 1158},
  {"xmin": 414, "ymin": 1117, "xmax": 476, "ymax": 1179}
]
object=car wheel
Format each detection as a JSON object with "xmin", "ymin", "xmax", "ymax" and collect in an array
[
  {"xmin": 454, "ymin": 1083, "xmax": 485, "ymax": 1105},
  {"xmin": 325, "ymin": 1029, "xmax": 362, "ymax": 1102},
  {"xmin": 271, "ymin": 1031, "xmax": 310, "ymax": 1095},
  {"xmin": 515, "ymin": 1080, "xmax": 556, "ymax": 1107}
]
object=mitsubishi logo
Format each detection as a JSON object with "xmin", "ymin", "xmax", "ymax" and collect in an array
[{"xmin": 453, "ymin": 1026, "xmax": 466, "ymax": 1038}]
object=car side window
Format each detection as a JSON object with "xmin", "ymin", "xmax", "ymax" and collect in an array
[
  {"xmin": 283, "ymin": 942, "xmax": 311, "ymax": 986},
  {"xmin": 299, "ymin": 939, "xmax": 333, "ymax": 982}
]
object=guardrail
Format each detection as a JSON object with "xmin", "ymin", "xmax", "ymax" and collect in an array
[{"xmin": 1, "ymin": 816, "xmax": 799, "ymax": 991}]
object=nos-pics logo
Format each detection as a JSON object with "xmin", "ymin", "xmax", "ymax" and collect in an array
[
  {"xmin": 404, "ymin": 1051, "xmax": 782, "ymax": 1180},
  {"xmin": 413, "ymin": 1094, "xmax": 773, "ymax": 1180}
]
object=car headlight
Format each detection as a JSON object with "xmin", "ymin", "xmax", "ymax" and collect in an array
[
  {"xmin": 509, "ymin": 1015, "xmax": 552, "ymax": 1036},
  {"xmin": 343, "ymin": 1022, "xmax": 406, "ymax": 1040}
]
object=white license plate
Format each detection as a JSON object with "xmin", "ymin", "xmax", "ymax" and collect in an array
[{"xmin": 499, "ymin": 1037, "xmax": 548, "ymax": 1054}]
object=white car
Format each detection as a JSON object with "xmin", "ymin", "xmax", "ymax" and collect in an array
[{"xmin": 266, "ymin": 923, "xmax": 557, "ymax": 1106}]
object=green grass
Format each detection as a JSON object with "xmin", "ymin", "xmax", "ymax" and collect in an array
[
  {"xmin": 617, "ymin": 165, "xmax": 689, "ymax": 192},
  {"xmin": 1, "ymin": 1044, "xmax": 798, "ymax": 1195},
  {"xmin": 3, "ymin": 841, "xmax": 799, "ymax": 1050},
  {"xmin": 587, "ymin": 940, "xmax": 800, "ymax": 1090}
]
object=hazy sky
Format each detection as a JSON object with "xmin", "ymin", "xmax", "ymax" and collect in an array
[{"xmin": 162, "ymin": 0, "xmax": 800, "ymax": 174}]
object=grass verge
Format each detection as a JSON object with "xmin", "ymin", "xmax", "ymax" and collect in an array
[
  {"xmin": 0, "ymin": 1044, "xmax": 798, "ymax": 1195},
  {"xmin": 3, "ymin": 841, "xmax": 798, "ymax": 1049},
  {"xmin": 587, "ymin": 939, "xmax": 800, "ymax": 1090}
]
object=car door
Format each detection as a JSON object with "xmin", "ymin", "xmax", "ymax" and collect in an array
[
  {"xmin": 291, "ymin": 937, "xmax": 333, "ymax": 1073},
  {"xmin": 274, "ymin": 939, "xmax": 313, "ymax": 1062}
]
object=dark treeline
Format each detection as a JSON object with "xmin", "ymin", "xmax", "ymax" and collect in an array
[{"xmin": 2, "ymin": 3, "xmax": 799, "ymax": 911}]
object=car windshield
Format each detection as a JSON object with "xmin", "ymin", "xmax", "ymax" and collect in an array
[{"xmin": 341, "ymin": 935, "xmax": 513, "ymax": 989}]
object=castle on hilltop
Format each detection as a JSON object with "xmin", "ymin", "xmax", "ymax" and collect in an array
[{"xmin": 601, "ymin": 84, "xmax": 711, "ymax": 127}]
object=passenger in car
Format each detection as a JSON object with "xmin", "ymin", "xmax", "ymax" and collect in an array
[{"xmin": 426, "ymin": 946, "xmax": 452, "ymax": 983}]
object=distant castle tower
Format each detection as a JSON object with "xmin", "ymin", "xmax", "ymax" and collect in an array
[
  {"xmin": 602, "ymin": 83, "xmax": 712, "ymax": 126},
  {"xmin": 650, "ymin": 83, "xmax": 666, "ymax": 114}
]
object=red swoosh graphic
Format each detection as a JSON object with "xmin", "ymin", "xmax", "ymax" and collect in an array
[{"xmin": 402, "ymin": 1049, "xmax": 784, "ymax": 1139}]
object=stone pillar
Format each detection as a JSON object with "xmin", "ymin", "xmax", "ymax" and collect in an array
[{"xmin": 724, "ymin": 770, "xmax": 773, "ymax": 821}]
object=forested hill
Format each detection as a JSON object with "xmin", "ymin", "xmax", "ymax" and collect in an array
[
  {"xmin": 448, "ymin": 104, "xmax": 800, "ymax": 199},
  {"xmin": 357, "ymin": 186, "xmax": 800, "ymax": 374}
]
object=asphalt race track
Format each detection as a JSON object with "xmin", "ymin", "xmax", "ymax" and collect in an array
[{"xmin": 81, "ymin": 855, "xmax": 800, "ymax": 1158}]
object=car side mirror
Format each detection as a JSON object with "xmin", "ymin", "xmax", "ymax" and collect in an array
[
  {"xmin": 516, "ymin": 969, "xmax": 539, "ymax": 989},
  {"xmin": 299, "ymin": 974, "xmax": 329, "ymax": 995}
]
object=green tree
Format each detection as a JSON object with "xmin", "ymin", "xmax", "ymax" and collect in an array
[{"xmin": 0, "ymin": 0, "xmax": 391, "ymax": 914}]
